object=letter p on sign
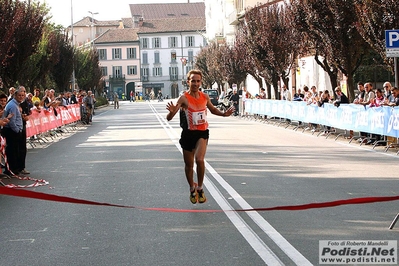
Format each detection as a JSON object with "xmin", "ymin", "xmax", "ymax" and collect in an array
[{"xmin": 386, "ymin": 30, "xmax": 399, "ymax": 48}]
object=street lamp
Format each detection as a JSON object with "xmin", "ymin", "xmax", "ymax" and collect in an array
[
  {"xmin": 71, "ymin": 0, "xmax": 75, "ymax": 92},
  {"xmin": 88, "ymin": 11, "xmax": 99, "ymax": 43}
]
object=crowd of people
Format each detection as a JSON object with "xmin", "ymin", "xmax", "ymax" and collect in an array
[
  {"xmin": 248, "ymin": 81, "xmax": 399, "ymax": 144},
  {"xmin": 0, "ymin": 86, "xmax": 96, "ymax": 178}
]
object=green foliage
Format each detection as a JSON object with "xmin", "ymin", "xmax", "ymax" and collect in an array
[
  {"xmin": 74, "ymin": 48, "xmax": 102, "ymax": 92},
  {"xmin": 354, "ymin": 0, "xmax": 399, "ymax": 73},
  {"xmin": 95, "ymin": 96, "xmax": 108, "ymax": 107}
]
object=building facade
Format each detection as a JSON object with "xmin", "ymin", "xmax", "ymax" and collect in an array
[
  {"xmin": 94, "ymin": 28, "xmax": 140, "ymax": 99},
  {"xmin": 130, "ymin": 3, "xmax": 206, "ymax": 98}
]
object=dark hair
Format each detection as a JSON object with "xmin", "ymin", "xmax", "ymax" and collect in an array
[
  {"xmin": 0, "ymin": 93, "xmax": 7, "ymax": 99},
  {"xmin": 357, "ymin": 82, "xmax": 364, "ymax": 86}
]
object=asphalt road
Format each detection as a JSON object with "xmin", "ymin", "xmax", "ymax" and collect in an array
[{"xmin": 1, "ymin": 100, "xmax": 399, "ymax": 266}]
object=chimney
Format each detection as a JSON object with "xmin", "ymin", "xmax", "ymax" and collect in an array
[{"xmin": 139, "ymin": 17, "xmax": 144, "ymax": 27}]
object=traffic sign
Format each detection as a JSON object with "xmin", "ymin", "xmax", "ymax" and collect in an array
[
  {"xmin": 385, "ymin": 30, "xmax": 399, "ymax": 48},
  {"xmin": 386, "ymin": 30, "xmax": 399, "ymax": 57}
]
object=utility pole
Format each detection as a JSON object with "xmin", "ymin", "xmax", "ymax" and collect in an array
[
  {"xmin": 88, "ymin": 11, "xmax": 99, "ymax": 44},
  {"xmin": 71, "ymin": 0, "xmax": 75, "ymax": 92}
]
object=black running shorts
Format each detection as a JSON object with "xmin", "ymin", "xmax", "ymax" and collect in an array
[{"xmin": 179, "ymin": 129, "xmax": 209, "ymax": 151}]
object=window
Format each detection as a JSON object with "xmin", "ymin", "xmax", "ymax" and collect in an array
[
  {"xmin": 127, "ymin": 65, "xmax": 137, "ymax": 75},
  {"xmin": 141, "ymin": 67, "xmax": 149, "ymax": 81},
  {"xmin": 171, "ymin": 52, "xmax": 177, "ymax": 62},
  {"xmin": 112, "ymin": 48, "xmax": 122, "ymax": 60},
  {"xmin": 100, "ymin": 66, "xmax": 107, "ymax": 76},
  {"xmin": 113, "ymin": 66, "xmax": 122, "ymax": 78},
  {"xmin": 141, "ymin": 38, "xmax": 149, "ymax": 49},
  {"xmin": 169, "ymin": 66, "xmax": 178, "ymax": 80},
  {"xmin": 152, "ymin": 37, "xmax": 161, "ymax": 48},
  {"xmin": 186, "ymin": 36, "xmax": 194, "ymax": 47},
  {"xmin": 127, "ymin": 48, "xmax": 137, "ymax": 59},
  {"xmin": 188, "ymin": 50, "xmax": 194, "ymax": 64},
  {"xmin": 153, "ymin": 67, "xmax": 162, "ymax": 77},
  {"xmin": 142, "ymin": 52, "xmax": 148, "ymax": 64},
  {"xmin": 169, "ymin": 37, "xmax": 177, "ymax": 48},
  {"xmin": 154, "ymin": 51, "xmax": 160, "ymax": 64},
  {"xmin": 98, "ymin": 49, "xmax": 107, "ymax": 60}
]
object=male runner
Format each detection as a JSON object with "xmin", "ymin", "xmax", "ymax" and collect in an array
[{"xmin": 166, "ymin": 69, "xmax": 234, "ymax": 203}]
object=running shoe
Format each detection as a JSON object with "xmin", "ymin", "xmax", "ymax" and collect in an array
[
  {"xmin": 189, "ymin": 182, "xmax": 198, "ymax": 204},
  {"xmin": 197, "ymin": 189, "xmax": 207, "ymax": 204}
]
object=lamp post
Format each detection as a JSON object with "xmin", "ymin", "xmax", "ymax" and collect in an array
[
  {"xmin": 71, "ymin": 0, "xmax": 75, "ymax": 92},
  {"xmin": 88, "ymin": 11, "xmax": 99, "ymax": 44}
]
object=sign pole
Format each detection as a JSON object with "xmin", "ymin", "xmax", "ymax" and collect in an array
[{"xmin": 395, "ymin": 57, "xmax": 399, "ymax": 88}]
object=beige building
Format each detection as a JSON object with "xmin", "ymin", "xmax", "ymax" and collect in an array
[{"xmin": 94, "ymin": 28, "xmax": 140, "ymax": 100}]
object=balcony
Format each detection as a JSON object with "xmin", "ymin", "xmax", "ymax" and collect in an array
[
  {"xmin": 170, "ymin": 75, "xmax": 179, "ymax": 81},
  {"xmin": 141, "ymin": 75, "xmax": 149, "ymax": 82},
  {"xmin": 109, "ymin": 75, "xmax": 125, "ymax": 82}
]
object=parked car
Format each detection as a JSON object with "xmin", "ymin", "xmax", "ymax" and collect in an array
[{"xmin": 203, "ymin": 89, "xmax": 219, "ymax": 106}]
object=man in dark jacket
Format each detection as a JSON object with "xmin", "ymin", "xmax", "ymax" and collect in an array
[{"xmin": 333, "ymin": 86, "xmax": 349, "ymax": 107}]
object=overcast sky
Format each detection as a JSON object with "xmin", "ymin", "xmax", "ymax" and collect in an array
[{"xmin": 44, "ymin": 0, "xmax": 204, "ymax": 27}]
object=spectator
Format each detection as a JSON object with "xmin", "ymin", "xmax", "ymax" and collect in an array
[
  {"xmin": 366, "ymin": 88, "xmax": 385, "ymax": 145},
  {"xmin": 7, "ymin": 87, "xmax": 15, "ymax": 102},
  {"xmin": 359, "ymin": 82, "xmax": 375, "ymax": 106},
  {"xmin": 84, "ymin": 90, "xmax": 95, "ymax": 123},
  {"xmin": 230, "ymin": 89, "xmax": 239, "ymax": 116},
  {"xmin": 386, "ymin": 87, "xmax": 399, "ymax": 107},
  {"xmin": 293, "ymin": 88, "xmax": 304, "ymax": 101},
  {"xmin": 113, "ymin": 91, "xmax": 119, "ymax": 109},
  {"xmin": 307, "ymin": 86, "xmax": 319, "ymax": 132},
  {"xmin": 0, "ymin": 93, "xmax": 10, "ymax": 127},
  {"xmin": 353, "ymin": 82, "xmax": 368, "ymax": 143},
  {"xmin": 70, "ymin": 90, "xmax": 78, "ymax": 104},
  {"xmin": 31, "ymin": 101, "xmax": 42, "ymax": 112},
  {"xmin": 318, "ymin": 90, "xmax": 332, "ymax": 136},
  {"xmin": 2, "ymin": 87, "xmax": 26, "ymax": 176},
  {"xmin": 382, "ymin": 82, "xmax": 394, "ymax": 105},
  {"xmin": 282, "ymin": 85, "xmax": 291, "ymax": 101},
  {"xmin": 333, "ymin": 86, "xmax": 349, "ymax": 107},
  {"xmin": 18, "ymin": 86, "xmax": 31, "ymax": 175},
  {"xmin": 26, "ymin": 93, "xmax": 34, "ymax": 110},
  {"xmin": 32, "ymin": 89, "xmax": 41, "ymax": 104},
  {"xmin": 58, "ymin": 92, "xmax": 67, "ymax": 107},
  {"xmin": 369, "ymin": 88, "xmax": 385, "ymax": 107},
  {"xmin": 259, "ymin": 88, "xmax": 266, "ymax": 99},
  {"xmin": 353, "ymin": 82, "xmax": 366, "ymax": 104}
]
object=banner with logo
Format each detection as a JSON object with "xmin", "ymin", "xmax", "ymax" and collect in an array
[
  {"xmin": 25, "ymin": 104, "xmax": 81, "ymax": 138},
  {"xmin": 245, "ymin": 100, "xmax": 399, "ymax": 138}
]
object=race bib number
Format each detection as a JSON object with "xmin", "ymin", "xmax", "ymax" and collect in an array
[{"xmin": 192, "ymin": 111, "xmax": 207, "ymax": 125}]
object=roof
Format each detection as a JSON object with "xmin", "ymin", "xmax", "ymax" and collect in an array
[
  {"xmin": 138, "ymin": 17, "xmax": 205, "ymax": 34},
  {"xmin": 94, "ymin": 28, "xmax": 139, "ymax": 44},
  {"xmin": 121, "ymin": 17, "xmax": 134, "ymax": 28},
  {"xmin": 73, "ymin": 16, "xmax": 121, "ymax": 27},
  {"xmin": 129, "ymin": 3, "xmax": 205, "ymax": 19}
]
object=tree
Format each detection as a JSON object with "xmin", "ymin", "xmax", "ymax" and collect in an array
[
  {"xmin": 288, "ymin": 0, "xmax": 339, "ymax": 91},
  {"xmin": 195, "ymin": 46, "xmax": 215, "ymax": 89},
  {"xmin": 354, "ymin": 0, "xmax": 399, "ymax": 74},
  {"xmin": 221, "ymin": 42, "xmax": 247, "ymax": 89},
  {"xmin": 195, "ymin": 41, "xmax": 225, "ymax": 90},
  {"xmin": 244, "ymin": 3, "xmax": 300, "ymax": 99},
  {"xmin": 51, "ymin": 30, "xmax": 74, "ymax": 91},
  {"xmin": 289, "ymin": 0, "xmax": 370, "ymax": 101},
  {"xmin": 74, "ymin": 48, "xmax": 102, "ymax": 93},
  {"xmin": 0, "ymin": 0, "xmax": 46, "ymax": 87}
]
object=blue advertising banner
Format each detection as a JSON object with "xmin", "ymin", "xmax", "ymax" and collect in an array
[{"xmin": 245, "ymin": 100, "xmax": 399, "ymax": 138}]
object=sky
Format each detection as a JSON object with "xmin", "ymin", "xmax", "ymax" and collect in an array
[{"xmin": 43, "ymin": 0, "xmax": 204, "ymax": 27}]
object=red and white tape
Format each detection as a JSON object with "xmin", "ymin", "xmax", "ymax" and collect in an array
[
  {"xmin": 1, "ymin": 186, "xmax": 399, "ymax": 213},
  {"xmin": 0, "ymin": 136, "xmax": 49, "ymax": 188}
]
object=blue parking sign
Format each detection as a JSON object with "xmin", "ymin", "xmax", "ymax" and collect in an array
[{"xmin": 385, "ymin": 30, "xmax": 399, "ymax": 48}]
